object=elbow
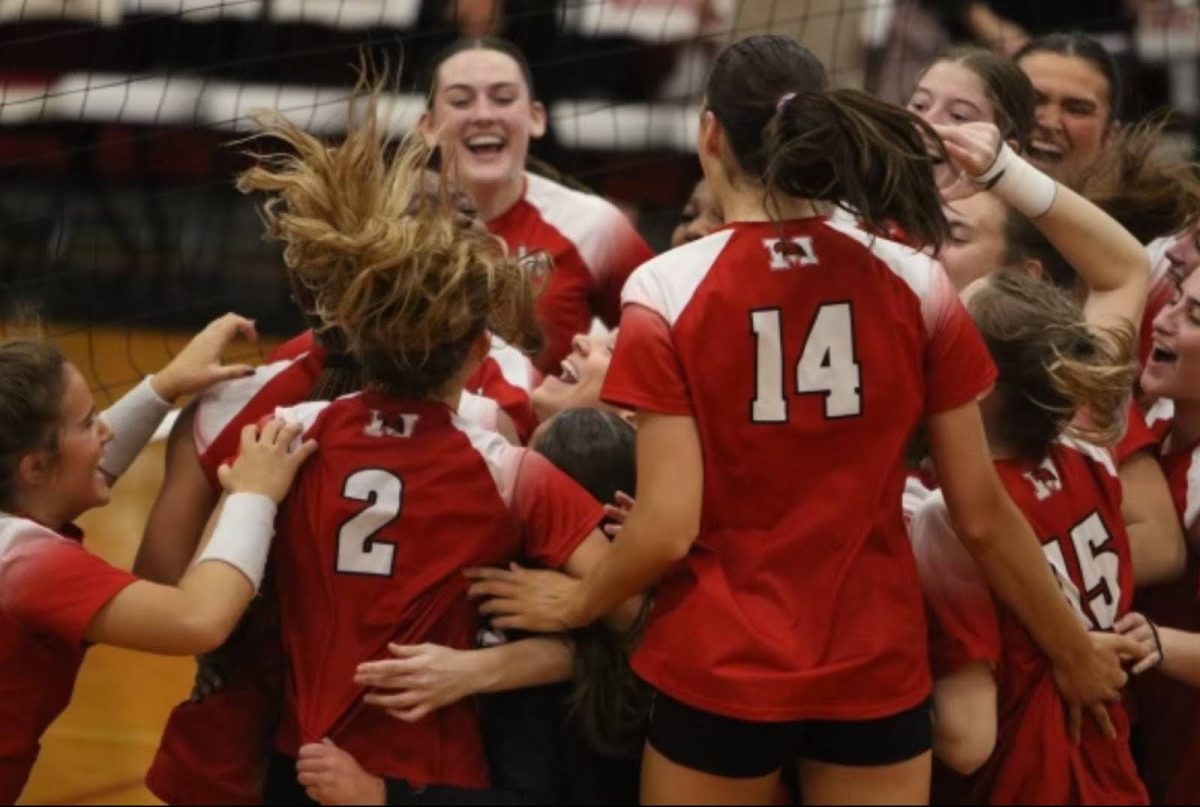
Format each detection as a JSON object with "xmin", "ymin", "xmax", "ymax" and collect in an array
[
  {"xmin": 662, "ymin": 516, "xmax": 700, "ymax": 563},
  {"xmin": 935, "ymin": 722, "xmax": 995, "ymax": 776},
  {"xmin": 176, "ymin": 611, "xmax": 233, "ymax": 655}
]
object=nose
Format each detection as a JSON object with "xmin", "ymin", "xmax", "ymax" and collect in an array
[
  {"xmin": 1034, "ymin": 103, "xmax": 1061, "ymax": 135},
  {"xmin": 99, "ymin": 418, "xmax": 114, "ymax": 445},
  {"xmin": 1152, "ymin": 298, "xmax": 1181, "ymax": 339}
]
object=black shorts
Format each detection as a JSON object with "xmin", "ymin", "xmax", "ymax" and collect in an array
[{"xmin": 646, "ymin": 690, "xmax": 933, "ymax": 779}]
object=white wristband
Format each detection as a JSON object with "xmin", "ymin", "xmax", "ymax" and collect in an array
[
  {"xmin": 194, "ymin": 493, "xmax": 277, "ymax": 592},
  {"xmin": 974, "ymin": 142, "xmax": 1058, "ymax": 219},
  {"xmin": 98, "ymin": 376, "xmax": 173, "ymax": 478}
]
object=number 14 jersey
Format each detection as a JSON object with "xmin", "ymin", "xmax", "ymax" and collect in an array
[{"xmin": 601, "ymin": 218, "xmax": 997, "ymax": 722}]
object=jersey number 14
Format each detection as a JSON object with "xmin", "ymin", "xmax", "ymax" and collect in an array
[{"xmin": 750, "ymin": 303, "xmax": 862, "ymax": 422}]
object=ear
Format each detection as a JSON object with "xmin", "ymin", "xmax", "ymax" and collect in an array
[
  {"xmin": 698, "ymin": 110, "xmax": 722, "ymax": 160},
  {"xmin": 1020, "ymin": 258, "xmax": 1045, "ymax": 281},
  {"xmin": 417, "ymin": 109, "xmax": 439, "ymax": 148},
  {"xmin": 17, "ymin": 450, "xmax": 51, "ymax": 491},
  {"xmin": 529, "ymin": 101, "xmax": 547, "ymax": 140}
]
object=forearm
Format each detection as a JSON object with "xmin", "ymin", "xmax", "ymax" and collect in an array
[
  {"xmin": 1128, "ymin": 521, "xmax": 1187, "ymax": 586},
  {"xmin": 573, "ymin": 512, "xmax": 685, "ymax": 627},
  {"xmin": 959, "ymin": 494, "xmax": 1094, "ymax": 667},
  {"xmin": 472, "ymin": 638, "xmax": 572, "ymax": 695},
  {"xmin": 1122, "ymin": 453, "xmax": 1186, "ymax": 586},
  {"xmin": 98, "ymin": 376, "xmax": 174, "ymax": 479},
  {"xmin": 1035, "ymin": 183, "xmax": 1150, "ymax": 300},
  {"xmin": 1159, "ymin": 628, "xmax": 1200, "ymax": 688}
]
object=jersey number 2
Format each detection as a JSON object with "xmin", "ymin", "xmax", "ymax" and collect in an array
[
  {"xmin": 750, "ymin": 303, "xmax": 862, "ymax": 422},
  {"xmin": 336, "ymin": 469, "xmax": 403, "ymax": 576}
]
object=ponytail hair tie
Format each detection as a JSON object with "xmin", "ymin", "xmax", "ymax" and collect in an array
[{"xmin": 775, "ymin": 92, "xmax": 798, "ymax": 113}]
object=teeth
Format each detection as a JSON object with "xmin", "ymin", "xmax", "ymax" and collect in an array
[
  {"xmin": 559, "ymin": 360, "xmax": 579, "ymax": 383},
  {"xmin": 1030, "ymin": 140, "xmax": 1064, "ymax": 156},
  {"xmin": 467, "ymin": 135, "xmax": 504, "ymax": 148}
]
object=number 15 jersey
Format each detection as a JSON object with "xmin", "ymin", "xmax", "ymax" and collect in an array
[
  {"xmin": 268, "ymin": 393, "xmax": 602, "ymax": 788},
  {"xmin": 601, "ymin": 218, "xmax": 996, "ymax": 722}
]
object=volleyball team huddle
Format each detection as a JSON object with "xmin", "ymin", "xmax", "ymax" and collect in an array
[{"xmin": 5, "ymin": 27, "xmax": 1200, "ymax": 807}]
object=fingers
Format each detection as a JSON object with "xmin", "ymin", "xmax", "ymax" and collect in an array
[
  {"xmin": 1114, "ymin": 613, "xmax": 1143, "ymax": 633},
  {"xmin": 1088, "ymin": 703, "xmax": 1118, "ymax": 741},
  {"xmin": 1132, "ymin": 650, "xmax": 1163, "ymax": 676},
  {"xmin": 217, "ymin": 463, "xmax": 232, "ymax": 488},
  {"xmin": 614, "ymin": 491, "xmax": 635, "ymax": 509},
  {"xmin": 1067, "ymin": 703, "xmax": 1082, "ymax": 745},
  {"xmin": 364, "ymin": 690, "xmax": 428, "ymax": 709},
  {"xmin": 293, "ymin": 438, "xmax": 319, "ymax": 464},
  {"xmin": 239, "ymin": 422, "xmax": 260, "ymax": 453},
  {"xmin": 258, "ymin": 419, "xmax": 284, "ymax": 447},
  {"xmin": 1112, "ymin": 635, "xmax": 1149, "ymax": 664},
  {"xmin": 467, "ymin": 579, "xmax": 523, "ymax": 601},
  {"xmin": 387, "ymin": 703, "xmax": 434, "ymax": 723},
  {"xmin": 210, "ymin": 313, "xmax": 258, "ymax": 344}
]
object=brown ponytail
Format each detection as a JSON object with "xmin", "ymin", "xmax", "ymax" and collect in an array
[
  {"xmin": 765, "ymin": 89, "xmax": 950, "ymax": 248},
  {"xmin": 707, "ymin": 35, "xmax": 948, "ymax": 249},
  {"xmin": 969, "ymin": 271, "xmax": 1136, "ymax": 459}
]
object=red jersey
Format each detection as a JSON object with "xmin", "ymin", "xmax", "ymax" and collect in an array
[
  {"xmin": 270, "ymin": 393, "xmax": 602, "ymax": 786},
  {"xmin": 601, "ymin": 218, "xmax": 996, "ymax": 721},
  {"xmin": 0, "ymin": 517, "xmax": 138, "ymax": 804},
  {"xmin": 488, "ymin": 172, "xmax": 653, "ymax": 375},
  {"xmin": 194, "ymin": 350, "xmax": 326, "ymax": 488},
  {"xmin": 268, "ymin": 332, "xmax": 535, "ymax": 443},
  {"xmin": 149, "ymin": 351, "xmax": 325, "ymax": 805},
  {"xmin": 914, "ymin": 439, "xmax": 1146, "ymax": 805},
  {"xmin": 1123, "ymin": 397, "xmax": 1200, "ymax": 805}
]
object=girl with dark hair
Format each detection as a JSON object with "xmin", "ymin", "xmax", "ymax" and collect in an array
[
  {"xmin": 0, "ymin": 315, "xmax": 317, "ymax": 804},
  {"xmin": 418, "ymin": 37, "xmax": 654, "ymax": 378},
  {"xmin": 470, "ymin": 33, "xmax": 1138, "ymax": 804},
  {"xmin": 1016, "ymin": 32, "xmax": 1122, "ymax": 184}
]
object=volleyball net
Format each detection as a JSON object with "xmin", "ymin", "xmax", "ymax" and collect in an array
[{"xmin": 0, "ymin": 0, "xmax": 1193, "ymax": 401}]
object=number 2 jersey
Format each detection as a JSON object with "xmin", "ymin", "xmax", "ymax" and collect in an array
[
  {"xmin": 913, "ymin": 438, "xmax": 1146, "ymax": 805},
  {"xmin": 269, "ymin": 392, "xmax": 602, "ymax": 787},
  {"xmin": 601, "ymin": 218, "xmax": 997, "ymax": 721}
]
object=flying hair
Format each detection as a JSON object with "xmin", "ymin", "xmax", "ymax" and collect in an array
[{"xmin": 236, "ymin": 73, "xmax": 541, "ymax": 399}]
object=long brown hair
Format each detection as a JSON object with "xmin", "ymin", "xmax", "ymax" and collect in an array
[
  {"xmin": 1078, "ymin": 114, "xmax": 1200, "ymax": 244},
  {"xmin": 969, "ymin": 271, "xmax": 1136, "ymax": 460},
  {"xmin": 707, "ymin": 34, "xmax": 950, "ymax": 249},
  {"xmin": 238, "ymin": 89, "xmax": 539, "ymax": 399}
]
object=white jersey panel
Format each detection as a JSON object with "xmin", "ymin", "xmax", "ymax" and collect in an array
[{"xmin": 621, "ymin": 228, "xmax": 735, "ymax": 326}]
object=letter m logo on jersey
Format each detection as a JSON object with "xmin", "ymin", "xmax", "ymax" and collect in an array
[{"xmin": 764, "ymin": 237, "xmax": 819, "ymax": 270}]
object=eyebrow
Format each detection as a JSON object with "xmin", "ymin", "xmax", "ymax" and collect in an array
[{"xmin": 442, "ymin": 82, "xmax": 520, "ymax": 94}]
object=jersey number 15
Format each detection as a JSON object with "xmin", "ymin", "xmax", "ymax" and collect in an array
[{"xmin": 750, "ymin": 302, "xmax": 862, "ymax": 422}]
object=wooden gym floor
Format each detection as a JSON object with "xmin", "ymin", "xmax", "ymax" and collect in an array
[{"xmin": 15, "ymin": 325, "xmax": 279, "ymax": 806}]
